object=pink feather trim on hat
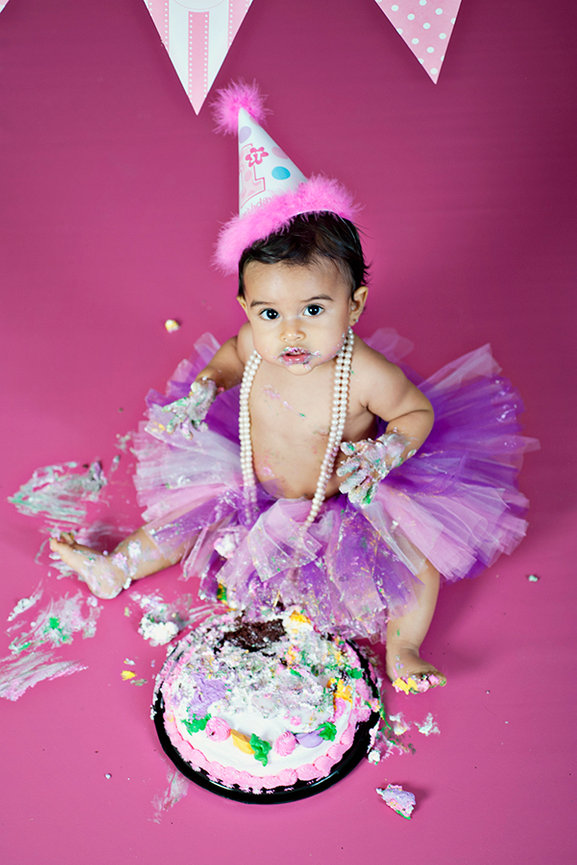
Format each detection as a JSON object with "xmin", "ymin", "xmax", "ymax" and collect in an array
[
  {"xmin": 214, "ymin": 175, "xmax": 359, "ymax": 273},
  {"xmin": 212, "ymin": 80, "xmax": 269, "ymax": 135}
]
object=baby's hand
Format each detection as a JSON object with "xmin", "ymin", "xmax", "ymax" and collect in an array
[
  {"xmin": 161, "ymin": 378, "xmax": 218, "ymax": 439},
  {"xmin": 337, "ymin": 432, "xmax": 413, "ymax": 507}
]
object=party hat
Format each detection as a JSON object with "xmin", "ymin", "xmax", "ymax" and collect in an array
[{"xmin": 213, "ymin": 82, "xmax": 358, "ymax": 273}]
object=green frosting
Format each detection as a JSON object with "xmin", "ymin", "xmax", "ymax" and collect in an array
[
  {"xmin": 182, "ymin": 713, "xmax": 211, "ymax": 733},
  {"xmin": 317, "ymin": 722, "xmax": 337, "ymax": 741},
  {"xmin": 9, "ymin": 639, "xmax": 32, "ymax": 653},
  {"xmin": 249, "ymin": 734, "xmax": 272, "ymax": 766},
  {"xmin": 47, "ymin": 616, "xmax": 71, "ymax": 643},
  {"xmin": 344, "ymin": 665, "xmax": 363, "ymax": 679}
]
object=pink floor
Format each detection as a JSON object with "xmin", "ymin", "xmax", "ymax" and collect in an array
[{"xmin": 1, "ymin": 1, "xmax": 575, "ymax": 862}]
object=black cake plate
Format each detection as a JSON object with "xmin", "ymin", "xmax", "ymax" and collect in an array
[{"xmin": 152, "ymin": 640, "xmax": 380, "ymax": 804}]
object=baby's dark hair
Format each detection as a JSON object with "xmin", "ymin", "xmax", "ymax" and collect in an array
[{"xmin": 237, "ymin": 212, "xmax": 369, "ymax": 297}]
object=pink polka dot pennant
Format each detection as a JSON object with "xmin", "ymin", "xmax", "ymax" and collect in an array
[{"xmin": 373, "ymin": 0, "xmax": 463, "ymax": 83}]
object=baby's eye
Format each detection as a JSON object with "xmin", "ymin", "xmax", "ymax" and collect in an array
[
  {"xmin": 304, "ymin": 304, "xmax": 323, "ymax": 317},
  {"xmin": 259, "ymin": 308, "xmax": 279, "ymax": 321}
]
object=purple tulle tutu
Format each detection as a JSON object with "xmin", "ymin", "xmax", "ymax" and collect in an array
[{"xmin": 132, "ymin": 331, "xmax": 538, "ymax": 640}]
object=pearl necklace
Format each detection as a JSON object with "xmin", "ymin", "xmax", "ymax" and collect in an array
[{"xmin": 238, "ymin": 328, "xmax": 354, "ymax": 528}]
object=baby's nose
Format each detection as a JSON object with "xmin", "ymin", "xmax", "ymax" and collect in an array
[{"xmin": 280, "ymin": 321, "xmax": 304, "ymax": 341}]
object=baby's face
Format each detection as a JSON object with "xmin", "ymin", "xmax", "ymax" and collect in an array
[{"xmin": 238, "ymin": 258, "xmax": 367, "ymax": 375}]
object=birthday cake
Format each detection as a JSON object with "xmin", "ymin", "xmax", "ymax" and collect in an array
[{"xmin": 152, "ymin": 607, "xmax": 380, "ymax": 802}]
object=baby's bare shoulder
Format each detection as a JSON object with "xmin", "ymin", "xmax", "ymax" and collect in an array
[
  {"xmin": 350, "ymin": 336, "xmax": 415, "ymax": 416},
  {"xmin": 236, "ymin": 322, "xmax": 255, "ymax": 364},
  {"xmin": 352, "ymin": 337, "xmax": 403, "ymax": 386}
]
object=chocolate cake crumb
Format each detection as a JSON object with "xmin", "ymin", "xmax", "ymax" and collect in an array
[{"xmin": 219, "ymin": 619, "xmax": 285, "ymax": 652}]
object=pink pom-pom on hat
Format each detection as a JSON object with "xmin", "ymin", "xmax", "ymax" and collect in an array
[
  {"xmin": 212, "ymin": 80, "xmax": 269, "ymax": 135},
  {"xmin": 212, "ymin": 82, "xmax": 359, "ymax": 273}
]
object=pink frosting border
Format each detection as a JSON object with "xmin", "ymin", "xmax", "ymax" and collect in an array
[{"xmin": 163, "ymin": 697, "xmax": 369, "ymax": 794}]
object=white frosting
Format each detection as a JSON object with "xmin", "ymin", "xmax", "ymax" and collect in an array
[{"xmin": 169, "ymin": 693, "xmax": 353, "ymax": 778}]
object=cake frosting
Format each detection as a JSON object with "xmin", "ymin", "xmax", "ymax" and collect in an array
[
  {"xmin": 153, "ymin": 607, "xmax": 380, "ymax": 797},
  {"xmin": 377, "ymin": 783, "xmax": 416, "ymax": 819}
]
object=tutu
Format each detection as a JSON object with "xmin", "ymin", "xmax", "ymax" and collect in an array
[{"xmin": 133, "ymin": 331, "xmax": 538, "ymax": 640}]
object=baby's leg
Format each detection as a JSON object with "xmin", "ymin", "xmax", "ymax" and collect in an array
[
  {"xmin": 386, "ymin": 560, "xmax": 446, "ymax": 693},
  {"xmin": 49, "ymin": 527, "xmax": 184, "ymax": 600}
]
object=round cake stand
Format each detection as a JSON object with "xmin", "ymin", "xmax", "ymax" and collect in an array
[{"xmin": 152, "ymin": 641, "xmax": 380, "ymax": 805}]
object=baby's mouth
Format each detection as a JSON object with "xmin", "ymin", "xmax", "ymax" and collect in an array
[{"xmin": 280, "ymin": 347, "xmax": 312, "ymax": 365}]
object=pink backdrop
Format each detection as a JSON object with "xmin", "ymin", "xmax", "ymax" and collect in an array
[{"xmin": 1, "ymin": 1, "xmax": 575, "ymax": 862}]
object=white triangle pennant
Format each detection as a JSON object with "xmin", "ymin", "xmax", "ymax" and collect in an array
[
  {"xmin": 142, "ymin": 0, "xmax": 253, "ymax": 114},
  {"xmin": 0, "ymin": 0, "xmax": 12, "ymax": 13},
  {"xmin": 373, "ymin": 0, "xmax": 463, "ymax": 83}
]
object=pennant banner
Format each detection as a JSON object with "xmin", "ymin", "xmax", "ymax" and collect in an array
[
  {"xmin": 373, "ymin": 0, "xmax": 462, "ymax": 83},
  {"xmin": 142, "ymin": 0, "xmax": 253, "ymax": 114}
]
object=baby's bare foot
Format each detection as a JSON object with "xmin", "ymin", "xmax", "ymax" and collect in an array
[
  {"xmin": 387, "ymin": 646, "xmax": 446, "ymax": 694},
  {"xmin": 49, "ymin": 533, "xmax": 129, "ymax": 599}
]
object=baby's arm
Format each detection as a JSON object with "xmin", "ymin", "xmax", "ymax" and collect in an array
[
  {"xmin": 159, "ymin": 326, "xmax": 251, "ymax": 438},
  {"xmin": 195, "ymin": 325, "xmax": 251, "ymax": 391},
  {"xmin": 368, "ymin": 352, "xmax": 434, "ymax": 453},
  {"xmin": 338, "ymin": 341, "xmax": 434, "ymax": 506}
]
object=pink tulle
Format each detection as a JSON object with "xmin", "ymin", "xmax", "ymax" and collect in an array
[
  {"xmin": 214, "ymin": 175, "xmax": 359, "ymax": 273},
  {"xmin": 212, "ymin": 80, "xmax": 268, "ymax": 135},
  {"xmin": 133, "ymin": 331, "xmax": 538, "ymax": 641}
]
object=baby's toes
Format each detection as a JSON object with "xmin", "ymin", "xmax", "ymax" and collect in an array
[
  {"xmin": 392, "ymin": 671, "xmax": 447, "ymax": 694},
  {"xmin": 61, "ymin": 531, "xmax": 76, "ymax": 545},
  {"xmin": 49, "ymin": 537, "xmax": 65, "ymax": 553}
]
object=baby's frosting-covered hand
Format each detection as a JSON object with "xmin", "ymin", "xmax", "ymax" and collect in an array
[
  {"xmin": 337, "ymin": 432, "xmax": 413, "ymax": 507},
  {"xmin": 160, "ymin": 378, "xmax": 218, "ymax": 439}
]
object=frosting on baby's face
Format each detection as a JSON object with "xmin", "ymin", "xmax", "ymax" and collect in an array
[{"xmin": 238, "ymin": 258, "xmax": 367, "ymax": 376}]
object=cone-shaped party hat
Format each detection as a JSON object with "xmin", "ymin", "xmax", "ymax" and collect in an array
[{"xmin": 213, "ymin": 82, "xmax": 358, "ymax": 273}]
